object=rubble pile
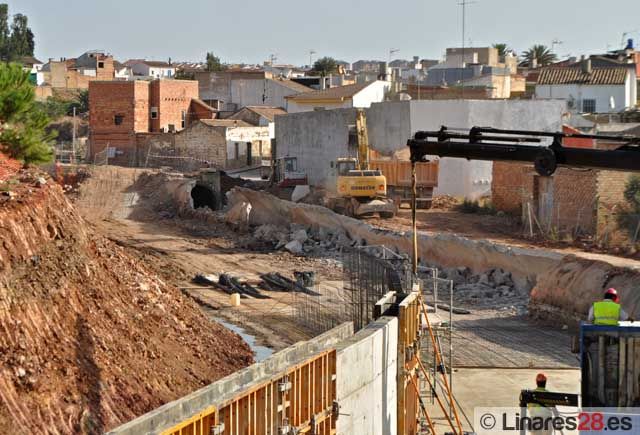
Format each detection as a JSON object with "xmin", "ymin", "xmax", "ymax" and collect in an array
[
  {"xmin": 427, "ymin": 266, "xmax": 528, "ymax": 314},
  {"xmin": 240, "ymin": 222, "xmax": 364, "ymax": 256}
]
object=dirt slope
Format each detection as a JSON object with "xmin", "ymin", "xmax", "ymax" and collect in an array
[{"xmin": 0, "ymin": 170, "xmax": 253, "ymax": 434}]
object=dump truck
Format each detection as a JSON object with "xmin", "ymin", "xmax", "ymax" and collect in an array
[{"xmin": 369, "ymin": 159, "xmax": 438, "ymax": 209}]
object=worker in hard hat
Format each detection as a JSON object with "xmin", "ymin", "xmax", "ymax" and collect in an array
[
  {"xmin": 528, "ymin": 373, "xmax": 553, "ymax": 434},
  {"xmin": 588, "ymin": 288, "xmax": 630, "ymax": 326}
]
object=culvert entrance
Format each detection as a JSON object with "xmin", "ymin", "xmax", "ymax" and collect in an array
[{"xmin": 191, "ymin": 184, "xmax": 217, "ymax": 210}]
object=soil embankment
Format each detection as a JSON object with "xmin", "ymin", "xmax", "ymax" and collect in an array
[{"xmin": 0, "ymin": 167, "xmax": 253, "ymax": 434}]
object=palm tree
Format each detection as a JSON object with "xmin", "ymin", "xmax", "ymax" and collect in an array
[
  {"xmin": 492, "ymin": 43, "xmax": 511, "ymax": 58},
  {"xmin": 521, "ymin": 45, "xmax": 558, "ymax": 67},
  {"xmin": 311, "ymin": 57, "xmax": 338, "ymax": 77}
]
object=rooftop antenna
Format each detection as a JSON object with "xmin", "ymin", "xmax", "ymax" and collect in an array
[
  {"xmin": 621, "ymin": 30, "xmax": 640, "ymax": 49},
  {"xmin": 458, "ymin": 0, "xmax": 477, "ymax": 98},
  {"xmin": 389, "ymin": 48, "xmax": 400, "ymax": 62},
  {"xmin": 309, "ymin": 49, "xmax": 316, "ymax": 68}
]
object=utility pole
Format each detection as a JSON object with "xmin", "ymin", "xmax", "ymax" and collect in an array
[{"xmin": 72, "ymin": 106, "xmax": 77, "ymax": 164}]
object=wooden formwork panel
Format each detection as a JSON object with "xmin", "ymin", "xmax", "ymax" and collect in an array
[
  {"xmin": 397, "ymin": 292, "xmax": 421, "ymax": 435},
  {"xmin": 162, "ymin": 350, "xmax": 336, "ymax": 435}
]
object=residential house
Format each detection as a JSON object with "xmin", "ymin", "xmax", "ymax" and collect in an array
[
  {"xmin": 41, "ymin": 50, "xmax": 116, "ymax": 89},
  {"xmin": 195, "ymin": 70, "xmax": 311, "ymax": 112},
  {"xmin": 138, "ymin": 119, "xmax": 271, "ymax": 171},
  {"xmin": 535, "ymin": 59, "xmax": 637, "ymax": 113},
  {"xmin": 113, "ymin": 61, "xmax": 133, "ymax": 80},
  {"xmin": 20, "ymin": 56, "xmax": 44, "ymax": 85},
  {"xmin": 440, "ymin": 47, "xmax": 499, "ymax": 68},
  {"xmin": 352, "ymin": 60, "xmax": 381, "ymax": 73},
  {"xmin": 88, "ymin": 79, "xmax": 216, "ymax": 165},
  {"xmin": 284, "ymin": 81, "xmax": 390, "ymax": 113},
  {"xmin": 228, "ymin": 106, "xmax": 287, "ymax": 138},
  {"xmin": 127, "ymin": 60, "xmax": 176, "ymax": 79}
]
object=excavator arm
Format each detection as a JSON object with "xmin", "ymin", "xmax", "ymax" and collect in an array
[{"xmin": 356, "ymin": 108, "xmax": 370, "ymax": 171}]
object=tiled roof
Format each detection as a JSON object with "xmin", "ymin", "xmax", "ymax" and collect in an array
[
  {"xmin": 270, "ymin": 79, "xmax": 312, "ymax": 93},
  {"xmin": 537, "ymin": 67, "xmax": 628, "ymax": 85},
  {"xmin": 143, "ymin": 61, "xmax": 174, "ymax": 68},
  {"xmin": 200, "ymin": 119, "xmax": 252, "ymax": 128},
  {"xmin": 243, "ymin": 106, "xmax": 287, "ymax": 121},
  {"xmin": 20, "ymin": 56, "xmax": 43, "ymax": 65},
  {"xmin": 285, "ymin": 81, "xmax": 372, "ymax": 101}
]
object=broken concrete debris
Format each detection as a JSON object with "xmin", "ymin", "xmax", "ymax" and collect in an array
[{"xmin": 291, "ymin": 185, "xmax": 311, "ymax": 203}]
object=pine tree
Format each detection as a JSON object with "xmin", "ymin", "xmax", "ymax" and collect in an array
[{"xmin": 0, "ymin": 63, "xmax": 54, "ymax": 163}]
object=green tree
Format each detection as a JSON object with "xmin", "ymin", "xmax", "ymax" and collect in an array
[
  {"xmin": 205, "ymin": 52, "xmax": 225, "ymax": 72},
  {"xmin": 0, "ymin": 4, "xmax": 9, "ymax": 61},
  {"xmin": 521, "ymin": 44, "xmax": 557, "ymax": 67},
  {"xmin": 8, "ymin": 13, "xmax": 34, "ymax": 59},
  {"xmin": 0, "ymin": 63, "xmax": 54, "ymax": 163},
  {"xmin": 311, "ymin": 57, "xmax": 338, "ymax": 77},
  {"xmin": 492, "ymin": 43, "xmax": 511, "ymax": 58}
]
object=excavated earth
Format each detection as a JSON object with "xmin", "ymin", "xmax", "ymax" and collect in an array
[{"xmin": 0, "ymin": 167, "xmax": 253, "ymax": 434}]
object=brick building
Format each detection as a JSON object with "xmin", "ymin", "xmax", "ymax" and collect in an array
[
  {"xmin": 138, "ymin": 119, "xmax": 271, "ymax": 171},
  {"xmin": 492, "ymin": 129, "xmax": 633, "ymax": 240},
  {"xmin": 88, "ymin": 79, "xmax": 216, "ymax": 165}
]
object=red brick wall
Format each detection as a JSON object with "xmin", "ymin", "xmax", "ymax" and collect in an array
[
  {"xmin": 551, "ymin": 168, "xmax": 597, "ymax": 233},
  {"xmin": 596, "ymin": 170, "xmax": 634, "ymax": 244},
  {"xmin": 492, "ymin": 162, "xmax": 597, "ymax": 234},
  {"xmin": 89, "ymin": 81, "xmax": 148, "ymax": 164},
  {"xmin": 150, "ymin": 80, "xmax": 198, "ymax": 133},
  {"xmin": 491, "ymin": 162, "xmax": 534, "ymax": 215}
]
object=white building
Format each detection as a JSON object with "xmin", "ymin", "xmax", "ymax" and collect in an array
[
  {"xmin": 128, "ymin": 60, "xmax": 176, "ymax": 79},
  {"xmin": 284, "ymin": 80, "xmax": 390, "ymax": 113},
  {"xmin": 228, "ymin": 106, "xmax": 287, "ymax": 139},
  {"xmin": 20, "ymin": 56, "xmax": 45, "ymax": 85},
  {"xmin": 535, "ymin": 62, "xmax": 637, "ymax": 113},
  {"xmin": 196, "ymin": 71, "xmax": 311, "ymax": 112}
]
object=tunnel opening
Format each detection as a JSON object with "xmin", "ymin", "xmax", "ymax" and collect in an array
[{"xmin": 191, "ymin": 185, "xmax": 217, "ymax": 210}]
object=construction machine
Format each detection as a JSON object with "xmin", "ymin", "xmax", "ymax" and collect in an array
[{"xmin": 327, "ymin": 109, "xmax": 396, "ymax": 218}]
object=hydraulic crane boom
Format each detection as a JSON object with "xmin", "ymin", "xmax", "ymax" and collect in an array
[{"xmin": 407, "ymin": 126, "xmax": 640, "ymax": 176}]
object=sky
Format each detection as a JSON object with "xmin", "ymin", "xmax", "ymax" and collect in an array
[{"xmin": 12, "ymin": 0, "xmax": 640, "ymax": 66}]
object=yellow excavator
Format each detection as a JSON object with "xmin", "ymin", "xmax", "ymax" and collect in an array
[{"xmin": 327, "ymin": 109, "xmax": 396, "ymax": 218}]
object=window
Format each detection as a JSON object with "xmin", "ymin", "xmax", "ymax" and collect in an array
[
  {"xmin": 582, "ymin": 99, "xmax": 596, "ymax": 113},
  {"xmin": 181, "ymin": 110, "xmax": 186, "ymax": 129},
  {"xmin": 98, "ymin": 61, "xmax": 104, "ymax": 68},
  {"xmin": 114, "ymin": 114, "xmax": 124, "ymax": 125},
  {"xmin": 150, "ymin": 107, "xmax": 158, "ymax": 119}
]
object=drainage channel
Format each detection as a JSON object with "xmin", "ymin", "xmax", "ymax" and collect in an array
[{"xmin": 213, "ymin": 317, "xmax": 273, "ymax": 362}]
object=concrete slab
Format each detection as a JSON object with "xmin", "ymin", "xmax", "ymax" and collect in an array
[{"xmin": 426, "ymin": 368, "xmax": 581, "ymax": 433}]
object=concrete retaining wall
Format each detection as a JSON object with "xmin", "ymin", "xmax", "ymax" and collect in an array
[
  {"xmin": 107, "ymin": 323, "xmax": 354, "ymax": 435},
  {"xmin": 336, "ymin": 316, "xmax": 398, "ymax": 435}
]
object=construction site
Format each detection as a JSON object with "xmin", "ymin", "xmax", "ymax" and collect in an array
[{"xmin": 4, "ymin": 96, "xmax": 640, "ymax": 434}]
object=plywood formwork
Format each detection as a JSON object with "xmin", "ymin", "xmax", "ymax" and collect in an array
[
  {"xmin": 397, "ymin": 292, "xmax": 421, "ymax": 435},
  {"xmin": 162, "ymin": 351, "xmax": 337, "ymax": 435}
]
